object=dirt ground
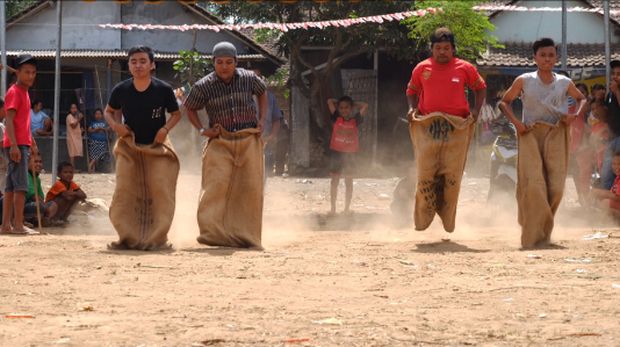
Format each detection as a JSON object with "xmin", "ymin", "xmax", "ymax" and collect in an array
[{"xmin": 1, "ymin": 168, "xmax": 620, "ymax": 347}]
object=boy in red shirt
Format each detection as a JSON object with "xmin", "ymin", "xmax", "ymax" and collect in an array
[
  {"xmin": 46, "ymin": 162, "xmax": 87, "ymax": 222},
  {"xmin": 1, "ymin": 55, "xmax": 40, "ymax": 235},
  {"xmin": 405, "ymin": 27, "xmax": 486, "ymax": 233},
  {"xmin": 326, "ymin": 96, "xmax": 368, "ymax": 215}
]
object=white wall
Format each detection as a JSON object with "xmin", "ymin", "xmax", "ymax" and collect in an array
[
  {"xmin": 490, "ymin": 0, "xmax": 617, "ymax": 43},
  {"xmin": 6, "ymin": 1, "xmax": 121, "ymax": 50},
  {"xmin": 120, "ymin": 2, "xmax": 251, "ymax": 53}
]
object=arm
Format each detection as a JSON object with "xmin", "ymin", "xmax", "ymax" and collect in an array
[
  {"xmin": 104, "ymin": 105, "xmax": 130, "ymax": 138},
  {"xmin": 406, "ymin": 94, "xmax": 419, "ymax": 121},
  {"xmin": 153, "ymin": 110, "xmax": 182, "ymax": 144},
  {"xmin": 5, "ymin": 109, "xmax": 21, "ymax": 163},
  {"xmin": 186, "ymin": 107, "xmax": 220, "ymax": 138},
  {"xmin": 74, "ymin": 188, "xmax": 87, "ymax": 201},
  {"xmin": 68, "ymin": 114, "xmax": 80, "ymax": 129},
  {"xmin": 327, "ymin": 98, "xmax": 338, "ymax": 114},
  {"xmin": 564, "ymin": 82, "xmax": 587, "ymax": 124},
  {"xmin": 354, "ymin": 101, "xmax": 369, "ymax": 116},
  {"xmin": 498, "ymin": 77, "xmax": 529, "ymax": 135},
  {"xmin": 256, "ymin": 91, "xmax": 268, "ymax": 133},
  {"xmin": 472, "ymin": 87, "xmax": 487, "ymax": 120}
]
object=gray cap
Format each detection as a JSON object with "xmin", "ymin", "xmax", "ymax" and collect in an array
[{"xmin": 213, "ymin": 41, "xmax": 237, "ymax": 59}]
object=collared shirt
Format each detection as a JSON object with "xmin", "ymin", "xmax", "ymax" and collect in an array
[
  {"xmin": 184, "ymin": 68, "xmax": 267, "ymax": 132},
  {"xmin": 406, "ymin": 57, "xmax": 486, "ymax": 117}
]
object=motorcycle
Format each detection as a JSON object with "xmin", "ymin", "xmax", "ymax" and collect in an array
[{"xmin": 487, "ymin": 120, "xmax": 518, "ymax": 201}]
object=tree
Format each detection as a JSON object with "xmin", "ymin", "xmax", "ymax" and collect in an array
[
  {"xmin": 404, "ymin": 0, "xmax": 502, "ymax": 62},
  {"xmin": 212, "ymin": 1, "xmax": 415, "ymax": 147},
  {"xmin": 5, "ymin": 0, "xmax": 39, "ymax": 19}
]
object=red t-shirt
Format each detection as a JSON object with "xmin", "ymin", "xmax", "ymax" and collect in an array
[
  {"xmin": 3, "ymin": 84, "xmax": 32, "ymax": 147},
  {"xmin": 406, "ymin": 58, "xmax": 486, "ymax": 117}
]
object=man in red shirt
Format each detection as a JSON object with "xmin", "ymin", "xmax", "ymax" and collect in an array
[
  {"xmin": 1, "ymin": 55, "xmax": 39, "ymax": 235},
  {"xmin": 405, "ymin": 27, "xmax": 486, "ymax": 233}
]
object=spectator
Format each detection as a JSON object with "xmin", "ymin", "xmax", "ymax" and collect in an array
[
  {"xmin": 87, "ymin": 108, "xmax": 110, "ymax": 173},
  {"xmin": 30, "ymin": 100, "xmax": 52, "ymax": 136},
  {"xmin": 66, "ymin": 103, "xmax": 84, "ymax": 170},
  {"xmin": 600, "ymin": 60, "xmax": 620, "ymax": 189},
  {"xmin": 24, "ymin": 153, "xmax": 57, "ymax": 226},
  {"xmin": 45, "ymin": 161, "xmax": 86, "ymax": 222}
]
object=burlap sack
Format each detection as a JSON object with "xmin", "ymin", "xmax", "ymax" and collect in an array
[
  {"xmin": 409, "ymin": 112, "xmax": 475, "ymax": 232},
  {"xmin": 516, "ymin": 122, "xmax": 569, "ymax": 248},
  {"xmin": 197, "ymin": 128, "xmax": 264, "ymax": 248},
  {"xmin": 109, "ymin": 135, "xmax": 180, "ymax": 250}
]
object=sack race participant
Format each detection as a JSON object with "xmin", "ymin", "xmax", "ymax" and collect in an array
[
  {"xmin": 405, "ymin": 27, "xmax": 486, "ymax": 233},
  {"xmin": 104, "ymin": 46, "xmax": 182, "ymax": 250},
  {"xmin": 499, "ymin": 38, "xmax": 586, "ymax": 248},
  {"xmin": 409, "ymin": 112, "xmax": 475, "ymax": 232},
  {"xmin": 184, "ymin": 41, "xmax": 268, "ymax": 249}
]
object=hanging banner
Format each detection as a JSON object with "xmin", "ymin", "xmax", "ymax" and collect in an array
[{"xmin": 98, "ymin": 8, "xmax": 442, "ymax": 32}]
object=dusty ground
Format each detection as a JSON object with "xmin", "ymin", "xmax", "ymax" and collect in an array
[{"xmin": 1, "ymin": 168, "xmax": 620, "ymax": 347}]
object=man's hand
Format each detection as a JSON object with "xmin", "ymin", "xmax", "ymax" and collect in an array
[
  {"xmin": 112, "ymin": 123, "xmax": 131, "ymax": 138},
  {"xmin": 514, "ymin": 121, "xmax": 530, "ymax": 135},
  {"xmin": 611, "ymin": 81, "xmax": 619, "ymax": 95},
  {"xmin": 153, "ymin": 127, "xmax": 168, "ymax": 145},
  {"xmin": 407, "ymin": 108, "xmax": 416, "ymax": 122},
  {"xmin": 201, "ymin": 125, "xmax": 221, "ymax": 138},
  {"xmin": 9, "ymin": 145, "xmax": 21, "ymax": 163},
  {"xmin": 256, "ymin": 120, "xmax": 264, "ymax": 134}
]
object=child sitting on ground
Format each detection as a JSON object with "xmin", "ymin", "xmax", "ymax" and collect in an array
[
  {"xmin": 326, "ymin": 96, "xmax": 368, "ymax": 215},
  {"xmin": 591, "ymin": 152, "xmax": 620, "ymax": 218},
  {"xmin": 25, "ymin": 153, "xmax": 58, "ymax": 226},
  {"xmin": 45, "ymin": 162, "xmax": 86, "ymax": 221}
]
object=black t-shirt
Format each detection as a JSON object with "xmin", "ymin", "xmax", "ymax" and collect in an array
[
  {"xmin": 605, "ymin": 92, "xmax": 620, "ymax": 137},
  {"xmin": 108, "ymin": 77, "xmax": 179, "ymax": 144}
]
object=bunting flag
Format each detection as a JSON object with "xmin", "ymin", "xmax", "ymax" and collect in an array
[{"xmin": 98, "ymin": 8, "xmax": 442, "ymax": 32}]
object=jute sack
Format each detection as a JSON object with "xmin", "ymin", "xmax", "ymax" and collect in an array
[
  {"xmin": 409, "ymin": 112, "xmax": 475, "ymax": 232},
  {"xmin": 109, "ymin": 135, "xmax": 180, "ymax": 250},
  {"xmin": 197, "ymin": 127, "xmax": 264, "ymax": 248},
  {"xmin": 516, "ymin": 122, "xmax": 569, "ymax": 248}
]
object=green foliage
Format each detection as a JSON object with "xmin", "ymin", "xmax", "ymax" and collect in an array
[
  {"xmin": 266, "ymin": 66, "xmax": 290, "ymax": 99},
  {"xmin": 404, "ymin": 0, "xmax": 503, "ymax": 62},
  {"xmin": 5, "ymin": 0, "xmax": 39, "ymax": 18},
  {"xmin": 172, "ymin": 50, "xmax": 211, "ymax": 86}
]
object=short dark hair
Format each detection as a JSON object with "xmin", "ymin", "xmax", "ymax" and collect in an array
[
  {"xmin": 32, "ymin": 99, "xmax": 42, "ymax": 108},
  {"xmin": 611, "ymin": 60, "xmax": 620, "ymax": 69},
  {"xmin": 128, "ymin": 45, "xmax": 154, "ymax": 62},
  {"xmin": 613, "ymin": 151, "xmax": 620, "ymax": 158},
  {"xmin": 57, "ymin": 161, "xmax": 73, "ymax": 175},
  {"xmin": 430, "ymin": 27, "xmax": 455, "ymax": 48},
  {"xmin": 94, "ymin": 108, "xmax": 103, "ymax": 114},
  {"xmin": 532, "ymin": 38, "xmax": 556, "ymax": 54},
  {"xmin": 592, "ymin": 83, "xmax": 605, "ymax": 92},
  {"xmin": 337, "ymin": 95, "xmax": 354, "ymax": 106}
]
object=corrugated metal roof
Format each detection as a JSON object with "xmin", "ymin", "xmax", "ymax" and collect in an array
[{"xmin": 5, "ymin": 49, "xmax": 268, "ymax": 61}]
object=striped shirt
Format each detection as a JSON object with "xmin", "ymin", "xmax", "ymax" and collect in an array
[{"xmin": 184, "ymin": 68, "xmax": 267, "ymax": 132}]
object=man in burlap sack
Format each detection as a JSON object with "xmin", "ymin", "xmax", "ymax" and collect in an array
[
  {"xmin": 104, "ymin": 46, "xmax": 182, "ymax": 250},
  {"xmin": 405, "ymin": 27, "xmax": 487, "ymax": 233},
  {"xmin": 184, "ymin": 42, "xmax": 267, "ymax": 249},
  {"xmin": 499, "ymin": 38, "xmax": 586, "ymax": 249}
]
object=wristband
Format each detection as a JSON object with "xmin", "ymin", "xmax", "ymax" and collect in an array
[{"xmin": 199, "ymin": 127, "xmax": 206, "ymax": 134}]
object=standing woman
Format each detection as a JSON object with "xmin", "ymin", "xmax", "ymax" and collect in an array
[{"xmin": 66, "ymin": 103, "xmax": 84, "ymax": 169}]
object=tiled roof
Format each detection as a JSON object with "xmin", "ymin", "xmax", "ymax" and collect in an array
[
  {"xmin": 5, "ymin": 49, "xmax": 268, "ymax": 61},
  {"xmin": 484, "ymin": 0, "xmax": 620, "ymax": 23},
  {"xmin": 477, "ymin": 42, "xmax": 620, "ymax": 67}
]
